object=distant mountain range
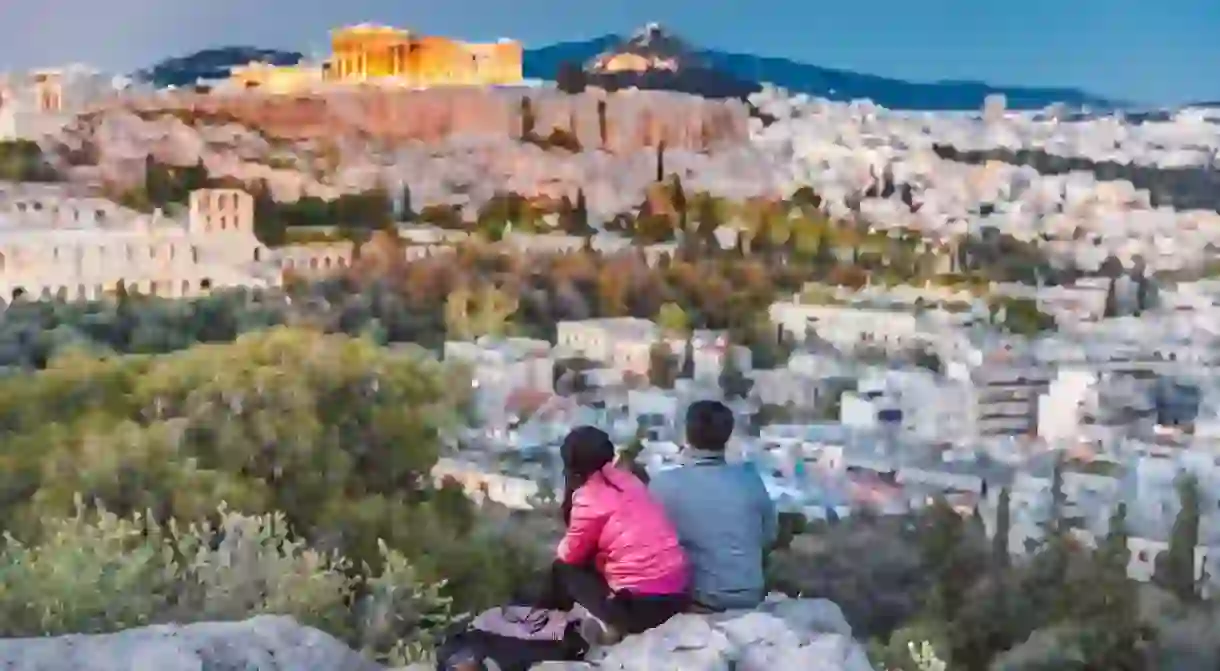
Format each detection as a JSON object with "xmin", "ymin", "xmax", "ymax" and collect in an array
[{"xmin": 136, "ymin": 25, "xmax": 1122, "ymax": 111}]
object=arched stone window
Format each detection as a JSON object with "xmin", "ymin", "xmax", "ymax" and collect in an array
[
  {"xmin": 55, "ymin": 286, "xmax": 67, "ymax": 302},
  {"xmin": 200, "ymin": 278, "xmax": 213, "ymax": 290},
  {"xmin": 76, "ymin": 284, "xmax": 87, "ymax": 300},
  {"xmin": 0, "ymin": 251, "xmax": 6, "ymax": 271},
  {"xmin": 323, "ymin": 257, "xmax": 333, "ymax": 269},
  {"xmin": 254, "ymin": 248, "xmax": 261, "ymax": 262},
  {"xmin": 309, "ymin": 258, "xmax": 319, "ymax": 269},
  {"xmin": 11, "ymin": 287, "xmax": 25, "ymax": 301},
  {"xmin": 181, "ymin": 280, "xmax": 191, "ymax": 296},
  {"xmin": 39, "ymin": 287, "xmax": 51, "ymax": 300}
]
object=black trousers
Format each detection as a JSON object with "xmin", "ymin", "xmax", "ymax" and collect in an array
[{"xmin": 541, "ymin": 561, "xmax": 687, "ymax": 636}]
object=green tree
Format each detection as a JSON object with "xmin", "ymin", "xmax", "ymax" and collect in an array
[
  {"xmin": 647, "ymin": 341, "xmax": 678, "ymax": 389},
  {"xmin": 671, "ymin": 176, "xmax": 688, "ymax": 230},
  {"xmin": 1104, "ymin": 277, "xmax": 1119, "ymax": 318},
  {"xmin": 680, "ymin": 337, "xmax": 696, "ymax": 379},
  {"xmin": 143, "ymin": 155, "xmax": 171, "ymax": 207},
  {"xmin": 520, "ymin": 96, "xmax": 536, "ymax": 139},
  {"xmin": 1135, "ymin": 274, "xmax": 1150, "ymax": 315},
  {"xmin": 718, "ymin": 348, "xmax": 752, "ymax": 400},
  {"xmin": 1155, "ymin": 474, "xmax": 1201, "ymax": 603},
  {"xmin": 400, "ymin": 183, "xmax": 415, "ymax": 222},
  {"xmin": 695, "ymin": 194, "xmax": 722, "ymax": 249},
  {"xmin": 993, "ymin": 486, "xmax": 1011, "ymax": 568},
  {"xmin": 597, "ymin": 99, "xmax": 608, "ymax": 148},
  {"xmin": 571, "ymin": 188, "xmax": 592, "ymax": 235},
  {"xmin": 917, "ymin": 497, "xmax": 985, "ymax": 625},
  {"xmin": 655, "ymin": 140, "xmax": 666, "ymax": 183},
  {"xmin": 656, "ymin": 302, "xmax": 690, "ymax": 335},
  {"xmin": 252, "ymin": 180, "xmax": 286, "ymax": 246}
]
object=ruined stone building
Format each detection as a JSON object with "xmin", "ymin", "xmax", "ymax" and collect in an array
[
  {"xmin": 229, "ymin": 24, "xmax": 523, "ymax": 93},
  {"xmin": 0, "ymin": 66, "xmax": 128, "ymax": 141},
  {"xmin": 0, "ymin": 184, "xmax": 352, "ymax": 304}
]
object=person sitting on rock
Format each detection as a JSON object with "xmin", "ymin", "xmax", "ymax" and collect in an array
[
  {"xmin": 545, "ymin": 425, "xmax": 690, "ymax": 645},
  {"xmin": 649, "ymin": 400, "xmax": 778, "ymax": 612}
]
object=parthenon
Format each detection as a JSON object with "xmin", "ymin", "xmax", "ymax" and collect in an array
[{"xmin": 230, "ymin": 24, "xmax": 523, "ymax": 92}]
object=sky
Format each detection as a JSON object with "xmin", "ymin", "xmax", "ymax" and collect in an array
[{"xmin": 1, "ymin": 0, "xmax": 1217, "ymax": 106}]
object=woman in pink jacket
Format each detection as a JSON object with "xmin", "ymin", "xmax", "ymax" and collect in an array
[{"xmin": 545, "ymin": 425, "xmax": 689, "ymax": 645}]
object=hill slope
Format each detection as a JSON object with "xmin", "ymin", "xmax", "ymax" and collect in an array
[{"xmin": 524, "ymin": 25, "xmax": 1119, "ymax": 110}]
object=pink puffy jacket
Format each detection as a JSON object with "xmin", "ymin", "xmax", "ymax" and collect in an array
[{"xmin": 556, "ymin": 465, "xmax": 689, "ymax": 596}]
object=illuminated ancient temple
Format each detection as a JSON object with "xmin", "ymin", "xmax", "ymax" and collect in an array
[
  {"xmin": 326, "ymin": 24, "xmax": 522, "ymax": 86},
  {"xmin": 231, "ymin": 24, "xmax": 523, "ymax": 92}
]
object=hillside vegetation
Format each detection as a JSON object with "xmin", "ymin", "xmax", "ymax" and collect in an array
[{"xmin": 0, "ymin": 328, "xmax": 550, "ymax": 664}]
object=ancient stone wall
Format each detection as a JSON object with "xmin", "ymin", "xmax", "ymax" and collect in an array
[{"xmin": 110, "ymin": 87, "xmax": 750, "ymax": 153}]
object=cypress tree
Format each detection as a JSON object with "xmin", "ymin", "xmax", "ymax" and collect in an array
[
  {"xmin": 597, "ymin": 99, "xmax": 608, "ymax": 148},
  {"xmin": 994, "ymin": 486, "xmax": 1011, "ymax": 567},
  {"xmin": 656, "ymin": 140, "xmax": 666, "ymax": 183},
  {"xmin": 574, "ymin": 188, "xmax": 590, "ymax": 234},
  {"xmin": 1104, "ymin": 277, "xmax": 1119, "ymax": 318},
  {"xmin": 401, "ymin": 182, "xmax": 414, "ymax": 221},
  {"xmin": 520, "ymin": 97, "xmax": 535, "ymax": 139},
  {"xmin": 672, "ymin": 175, "xmax": 687, "ymax": 230},
  {"xmin": 1156, "ymin": 474, "xmax": 1201, "ymax": 603},
  {"xmin": 680, "ymin": 337, "xmax": 695, "ymax": 379}
]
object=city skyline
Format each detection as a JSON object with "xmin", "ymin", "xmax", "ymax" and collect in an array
[{"xmin": 2, "ymin": 0, "xmax": 1218, "ymax": 105}]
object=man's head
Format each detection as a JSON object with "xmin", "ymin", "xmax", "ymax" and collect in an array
[{"xmin": 685, "ymin": 400, "xmax": 734, "ymax": 452}]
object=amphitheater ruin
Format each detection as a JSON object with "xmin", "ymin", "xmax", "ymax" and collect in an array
[{"xmin": 0, "ymin": 184, "xmax": 358, "ymax": 304}]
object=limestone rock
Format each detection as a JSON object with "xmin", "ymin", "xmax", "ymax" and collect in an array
[
  {"xmin": 0, "ymin": 598, "xmax": 871, "ymax": 671},
  {"xmin": 0, "ymin": 615, "xmax": 383, "ymax": 671},
  {"xmin": 577, "ymin": 595, "xmax": 874, "ymax": 671}
]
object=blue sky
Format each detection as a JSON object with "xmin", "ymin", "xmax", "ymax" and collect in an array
[{"xmin": 2, "ymin": 0, "xmax": 1216, "ymax": 105}]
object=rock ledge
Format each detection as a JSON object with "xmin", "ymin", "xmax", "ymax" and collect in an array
[{"xmin": 0, "ymin": 595, "xmax": 874, "ymax": 671}]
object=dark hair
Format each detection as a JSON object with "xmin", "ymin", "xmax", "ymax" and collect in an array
[
  {"xmin": 685, "ymin": 400, "xmax": 734, "ymax": 452},
  {"xmin": 560, "ymin": 426, "xmax": 618, "ymax": 525}
]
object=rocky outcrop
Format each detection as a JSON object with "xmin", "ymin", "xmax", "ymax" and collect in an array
[
  {"xmin": 0, "ymin": 615, "xmax": 383, "ymax": 671},
  {"xmin": 51, "ymin": 89, "xmax": 781, "ymax": 219},
  {"xmin": 544, "ymin": 595, "xmax": 876, "ymax": 671},
  {"xmin": 89, "ymin": 88, "xmax": 748, "ymax": 155},
  {"xmin": 0, "ymin": 596, "xmax": 874, "ymax": 671}
]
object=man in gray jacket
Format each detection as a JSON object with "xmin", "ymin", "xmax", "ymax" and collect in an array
[{"xmin": 649, "ymin": 400, "xmax": 778, "ymax": 611}]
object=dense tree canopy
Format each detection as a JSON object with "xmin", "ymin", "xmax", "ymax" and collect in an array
[{"xmin": 0, "ymin": 328, "xmax": 540, "ymax": 618}]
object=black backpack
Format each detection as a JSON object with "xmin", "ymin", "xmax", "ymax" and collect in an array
[{"xmin": 435, "ymin": 606, "xmax": 589, "ymax": 671}]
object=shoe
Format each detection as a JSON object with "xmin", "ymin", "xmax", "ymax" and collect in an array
[{"xmin": 578, "ymin": 614, "xmax": 623, "ymax": 646}]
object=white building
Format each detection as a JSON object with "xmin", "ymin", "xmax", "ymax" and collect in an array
[
  {"xmin": 0, "ymin": 184, "xmax": 364, "ymax": 303},
  {"xmin": 556, "ymin": 317, "xmax": 661, "ymax": 377},
  {"xmin": 0, "ymin": 185, "xmax": 284, "ymax": 301},
  {"xmin": 443, "ymin": 336, "xmax": 554, "ymax": 426}
]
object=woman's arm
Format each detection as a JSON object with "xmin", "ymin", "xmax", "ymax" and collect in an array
[{"xmin": 556, "ymin": 489, "xmax": 607, "ymax": 565}]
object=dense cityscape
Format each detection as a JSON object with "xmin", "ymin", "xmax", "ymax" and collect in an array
[{"xmin": 0, "ymin": 15, "xmax": 1218, "ymax": 671}]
